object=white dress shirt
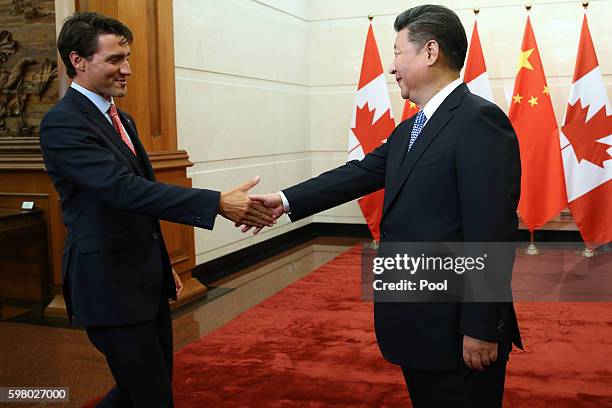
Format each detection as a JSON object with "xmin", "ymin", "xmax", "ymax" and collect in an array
[{"xmin": 420, "ymin": 77, "xmax": 463, "ymax": 125}]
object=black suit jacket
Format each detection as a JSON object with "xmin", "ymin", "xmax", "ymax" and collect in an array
[
  {"xmin": 40, "ymin": 88, "xmax": 220, "ymax": 327},
  {"xmin": 283, "ymin": 83, "xmax": 522, "ymax": 370}
]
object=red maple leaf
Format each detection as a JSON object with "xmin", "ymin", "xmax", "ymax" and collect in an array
[
  {"xmin": 351, "ymin": 103, "xmax": 395, "ymax": 154},
  {"xmin": 562, "ymin": 101, "xmax": 612, "ymax": 168}
]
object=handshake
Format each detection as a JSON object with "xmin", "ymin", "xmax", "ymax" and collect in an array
[{"xmin": 217, "ymin": 175, "xmax": 284, "ymax": 234}]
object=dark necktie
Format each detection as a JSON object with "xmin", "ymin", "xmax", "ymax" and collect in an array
[{"xmin": 408, "ymin": 110, "xmax": 427, "ymax": 151}]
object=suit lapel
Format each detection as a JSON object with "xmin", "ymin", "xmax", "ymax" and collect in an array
[
  {"xmin": 68, "ymin": 88, "xmax": 145, "ymax": 176},
  {"xmin": 117, "ymin": 111, "xmax": 153, "ymax": 179},
  {"xmin": 383, "ymin": 84, "xmax": 467, "ymax": 215},
  {"xmin": 394, "ymin": 116, "xmax": 417, "ymax": 171},
  {"xmin": 85, "ymin": 109, "xmax": 145, "ymax": 176}
]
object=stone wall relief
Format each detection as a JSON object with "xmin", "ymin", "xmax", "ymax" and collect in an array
[{"xmin": 0, "ymin": 30, "xmax": 57, "ymax": 137}]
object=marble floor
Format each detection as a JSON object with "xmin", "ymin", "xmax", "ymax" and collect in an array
[{"xmin": 0, "ymin": 237, "xmax": 362, "ymax": 407}]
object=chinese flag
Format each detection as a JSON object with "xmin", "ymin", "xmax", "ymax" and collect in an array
[
  {"xmin": 560, "ymin": 14, "xmax": 612, "ymax": 245},
  {"xmin": 508, "ymin": 16, "xmax": 566, "ymax": 232},
  {"xmin": 401, "ymin": 100, "xmax": 419, "ymax": 121},
  {"xmin": 464, "ymin": 19, "xmax": 494, "ymax": 103},
  {"xmin": 347, "ymin": 24, "xmax": 395, "ymax": 241}
]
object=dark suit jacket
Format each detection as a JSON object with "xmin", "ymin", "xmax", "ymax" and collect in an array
[
  {"xmin": 283, "ymin": 83, "xmax": 522, "ymax": 371},
  {"xmin": 40, "ymin": 88, "xmax": 220, "ymax": 327}
]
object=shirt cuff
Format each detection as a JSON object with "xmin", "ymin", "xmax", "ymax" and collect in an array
[{"xmin": 279, "ymin": 191, "xmax": 291, "ymax": 215}]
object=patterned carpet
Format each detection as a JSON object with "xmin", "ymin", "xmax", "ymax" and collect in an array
[{"xmin": 86, "ymin": 244, "xmax": 612, "ymax": 407}]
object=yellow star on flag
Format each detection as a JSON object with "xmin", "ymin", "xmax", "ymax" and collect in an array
[
  {"xmin": 528, "ymin": 96, "xmax": 538, "ymax": 107},
  {"xmin": 409, "ymin": 101, "xmax": 416, "ymax": 109},
  {"xmin": 518, "ymin": 48, "xmax": 534, "ymax": 72},
  {"xmin": 542, "ymin": 85, "xmax": 549, "ymax": 95},
  {"xmin": 513, "ymin": 93, "xmax": 523, "ymax": 104}
]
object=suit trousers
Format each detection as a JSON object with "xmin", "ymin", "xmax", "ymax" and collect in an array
[
  {"xmin": 401, "ymin": 360, "xmax": 507, "ymax": 408},
  {"xmin": 86, "ymin": 298, "xmax": 174, "ymax": 407}
]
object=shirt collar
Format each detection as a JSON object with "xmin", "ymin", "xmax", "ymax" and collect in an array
[
  {"xmin": 70, "ymin": 81, "xmax": 115, "ymax": 115},
  {"xmin": 421, "ymin": 77, "xmax": 463, "ymax": 122}
]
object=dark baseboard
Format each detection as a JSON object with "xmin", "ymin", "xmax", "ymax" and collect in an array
[
  {"xmin": 193, "ymin": 223, "xmax": 371, "ymax": 285},
  {"xmin": 193, "ymin": 223, "xmax": 596, "ymax": 286},
  {"xmin": 517, "ymin": 229, "xmax": 583, "ymax": 242}
]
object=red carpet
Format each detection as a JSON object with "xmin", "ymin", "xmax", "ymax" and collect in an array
[{"xmin": 85, "ymin": 245, "xmax": 612, "ymax": 407}]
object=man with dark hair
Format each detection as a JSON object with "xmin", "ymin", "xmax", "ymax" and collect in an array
[
  {"xmin": 393, "ymin": 5, "xmax": 468, "ymax": 72},
  {"xmin": 247, "ymin": 5, "xmax": 522, "ymax": 407},
  {"xmin": 41, "ymin": 12, "xmax": 275, "ymax": 407},
  {"xmin": 57, "ymin": 12, "xmax": 134, "ymax": 79}
]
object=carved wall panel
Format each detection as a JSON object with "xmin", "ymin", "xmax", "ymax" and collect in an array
[{"xmin": 0, "ymin": 0, "xmax": 58, "ymax": 138}]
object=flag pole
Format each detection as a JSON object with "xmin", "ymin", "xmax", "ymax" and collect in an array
[
  {"xmin": 368, "ymin": 13, "xmax": 378, "ymax": 251},
  {"xmin": 360, "ymin": 12, "xmax": 383, "ymax": 250},
  {"xmin": 525, "ymin": 230, "xmax": 540, "ymax": 255},
  {"xmin": 576, "ymin": 1, "xmax": 596, "ymax": 260},
  {"xmin": 579, "ymin": 245, "xmax": 597, "ymax": 258},
  {"xmin": 367, "ymin": 13, "xmax": 376, "ymax": 252},
  {"xmin": 473, "ymin": 7, "xmax": 479, "ymax": 16},
  {"xmin": 522, "ymin": 2, "xmax": 536, "ymax": 256}
]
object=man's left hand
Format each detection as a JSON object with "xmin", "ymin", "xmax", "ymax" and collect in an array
[
  {"xmin": 172, "ymin": 268, "xmax": 183, "ymax": 297},
  {"xmin": 463, "ymin": 335, "xmax": 497, "ymax": 371}
]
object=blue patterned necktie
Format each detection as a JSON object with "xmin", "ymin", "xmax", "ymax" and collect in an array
[{"xmin": 408, "ymin": 110, "xmax": 427, "ymax": 151}]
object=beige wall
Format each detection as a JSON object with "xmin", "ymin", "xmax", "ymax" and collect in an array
[
  {"xmin": 174, "ymin": 0, "xmax": 612, "ymax": 263},
  {"xmin": 174, "ymin": 0, "xmax": 312, "ymax": 263}
]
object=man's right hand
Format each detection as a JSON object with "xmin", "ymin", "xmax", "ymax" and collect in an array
[
  {"xmin": 218, "ymin": 176, "xmax": 276, "ymax": 228},
  {"xmin": 239, "ymin": 192, "xmax": 286, "ymax": 234}
]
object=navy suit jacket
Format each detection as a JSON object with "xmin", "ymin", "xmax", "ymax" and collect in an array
[
  {"xmin": 40, "ymin": 88, "xmax": 220, "ymax": 327},
  {"xmin": 283, "ymin": 83, "xmax": 523, "ymax": 370}
]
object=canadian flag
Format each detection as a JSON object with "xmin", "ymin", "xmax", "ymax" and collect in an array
[
  {"xmin": 464, "ymin": 18, "xmax": 494, "ymax": 103},
  {"xmin": 348, "ymin": 24, "xmax": 395, "ymax": 241},
  {"xmin": 560, "ymin": 15, "xmax": 612, "ymax": 245}
]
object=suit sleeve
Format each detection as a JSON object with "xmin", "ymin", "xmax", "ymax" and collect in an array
[
  {"xmin": 40, "ymin": 109, "xmax": 220, "ymax": 229},
  {"xmin": 282, "ymin": 133, "xmax": 391, "ymax": 221},
  {"xmin": 456, "ymin": 103, "xmax": 521, "ymax": 342}
]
